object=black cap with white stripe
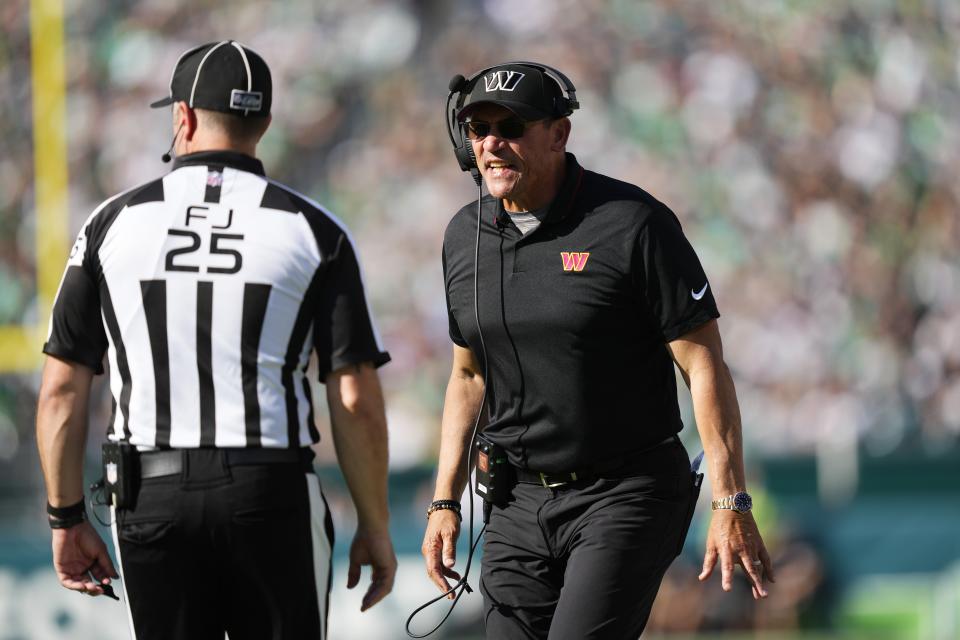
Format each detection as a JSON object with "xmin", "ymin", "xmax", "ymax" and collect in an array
[{"xmin": 150, "ymin": 40, "xmax": 271, "ymax": 117}]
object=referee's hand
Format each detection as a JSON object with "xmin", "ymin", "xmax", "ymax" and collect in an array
[
  {"xmin": 422, "ymin": 509, "xmax": 462, "ymax": 599},
  {"xmin": 51, "ymin": 521, "xmax": 119, "ymax": 597},
  {"xmin": 347, "ymin": 527, "xmax": 397, "ymax": 611}
]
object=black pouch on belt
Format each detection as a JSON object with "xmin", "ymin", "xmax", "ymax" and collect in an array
[
  {"xmin": 474, "ymin": 433, "xmax": 512, "ymax": 507},
  {"xmin": 102, "ymin": 442, "xmax": 140, "ymax": 509}
]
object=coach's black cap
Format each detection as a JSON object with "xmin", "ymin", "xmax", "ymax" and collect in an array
[
  {"xmin": 458, "ymin": 63, "xmax": 567, "ymax": 122},
  {"xmin": 150, "ymin": 40, "xmax": 271, "ymax": 117}
]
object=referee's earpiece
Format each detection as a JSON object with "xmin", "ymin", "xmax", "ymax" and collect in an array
[{"xmin": 161, "ymin": 122, "xmax": 184, "ymax": 163}]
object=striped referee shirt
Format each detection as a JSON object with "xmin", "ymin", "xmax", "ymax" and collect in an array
[{"xmin": 45, "ymin": 151, "xmax": 390, "ymax": 449}]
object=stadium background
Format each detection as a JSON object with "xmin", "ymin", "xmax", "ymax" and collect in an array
[{"xmin": 2, "ymin": 0, "xmax": 959, "ymax": 638}]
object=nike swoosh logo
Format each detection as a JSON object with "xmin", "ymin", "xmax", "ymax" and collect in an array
[{"xmin": 692, "ymin": 283, "xmax": 709, "ymax": 300}]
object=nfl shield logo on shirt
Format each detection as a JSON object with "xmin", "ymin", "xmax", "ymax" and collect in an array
[{"xmin": 106, "ymin": 461, "xmax": 118, "ymax": 485}]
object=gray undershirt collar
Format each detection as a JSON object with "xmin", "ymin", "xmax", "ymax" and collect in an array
[{"xmin": 507, "ymin": 203, "xmax": 550, "ymax": 235}]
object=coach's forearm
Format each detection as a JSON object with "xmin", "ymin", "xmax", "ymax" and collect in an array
[
  {"xmin": 688, "ymin": 359, "xmax": 746, "ymax": 496},
  {"xmin": 668, "ymin": 320, "xmax": 747, "ymax": 496},
  {"xmin": 36, "ymin": 357, "xmax": 94, "ymax": 507},
  {"xmin": 327, "ymin": 364, "xmax": 390, "ymax": 529},
  {"xmin": 433, "ymin": 370, "xmax": 485, "ymax": 501}
]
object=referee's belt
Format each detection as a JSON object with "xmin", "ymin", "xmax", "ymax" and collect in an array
[
  {"xmin": 139, "ymin": 447, "xmax": 314, "ymax": 479},
  {"xmin": 513, "ymin": 435, "xmax": 679, "ymax": 488}
]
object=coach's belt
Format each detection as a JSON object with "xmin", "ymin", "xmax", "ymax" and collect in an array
[
  {"xmin": 139, "ymin": 447, "xmax": 314, "ymax": 479},
  {"xmin": 513, "ymin": 436, "xmax": 679, "ymax": 488}
]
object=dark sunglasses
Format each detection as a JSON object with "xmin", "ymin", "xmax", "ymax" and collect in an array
[{"xmin": 465, "ymin": 118, "xmax": 545, "ymax": 140}]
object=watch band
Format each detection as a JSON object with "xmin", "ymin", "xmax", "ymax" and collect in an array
[
  {"xmin": 711, "ymin": 496, "xmax": 735, "ymax": 510},
  {"xmin": 711, "ymin": 491, "xmax": 752, "ymax": 513}
]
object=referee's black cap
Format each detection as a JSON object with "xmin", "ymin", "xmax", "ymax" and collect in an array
[
  {"xmin": 457, "ymin": 63, "xmax": 565, "ymax": 122},
  {"xmin": 150, "ymin": 40, "xmax": 272, "ymax": 117}
]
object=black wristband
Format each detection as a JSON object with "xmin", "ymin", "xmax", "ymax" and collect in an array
[
  {"xmin": 47, "ymin": 498, "xmax": 85, "ymax": 519},
  {"xmin": 47, "ymin": 499, "xmax": 86, "ymax": 529},
  {"xmin": 427, "ymin": 499, "xmax": 462, "ymax": 521},
  {"xmin": 49, "ymin": 513, "xmax": 87, "ymax": 529}
]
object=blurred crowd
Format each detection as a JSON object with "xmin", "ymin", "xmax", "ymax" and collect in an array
[{"xmin": 1, "ymin": 0, "xmax": 959, "ymax": 476}]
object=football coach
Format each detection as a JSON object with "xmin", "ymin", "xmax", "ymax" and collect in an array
[{"xmin": 422, "ymin": 61, "xmax": 774, "ymax": 639}]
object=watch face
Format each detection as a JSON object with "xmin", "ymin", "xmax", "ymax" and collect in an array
[{"xmin": 734, "ymin": 492, "xmax": 753, "ymax": 512}]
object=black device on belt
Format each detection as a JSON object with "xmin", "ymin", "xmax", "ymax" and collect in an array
[
  {"xmin": 474, "ymin": 433, "xmax": 511, "ymax": 508},
  {"xmin": 102, "ymin": 442, "xmax": 139, "ymax": 509}
]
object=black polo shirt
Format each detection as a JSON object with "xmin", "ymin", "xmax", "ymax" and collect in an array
[{"xmin": 443, "ymin": 153, "xmax": 719, "ymax": 472}]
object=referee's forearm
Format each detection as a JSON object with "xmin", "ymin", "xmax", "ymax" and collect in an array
[
  {"xmin": 332, "ymin": 418, "xmax": 390, "ymax": 528},
  {"xmin": 36, "ymin": 357, "xmax": 93, "ymax": 507},
  {"xmin": 327, "ymin": 365, "xmax": 390, "ymax": 529}
]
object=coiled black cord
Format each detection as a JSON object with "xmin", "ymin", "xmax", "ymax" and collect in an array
[{"xmin": 406, "ymin": 181, "xmax": 490, "ymax": 637}]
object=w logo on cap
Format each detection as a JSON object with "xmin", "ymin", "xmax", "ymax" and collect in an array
[{"xmin": 484, "ymin": 70, "xmax": 525, "ymax": 92}]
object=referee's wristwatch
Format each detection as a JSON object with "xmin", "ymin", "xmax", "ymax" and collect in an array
[{"xmin": 711, "ymin": 491, "xmax": 753, "ymax": 514}]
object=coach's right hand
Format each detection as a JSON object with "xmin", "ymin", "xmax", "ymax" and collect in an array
[{"xmin": 422, "ymin": 509, "xmax": 462, "ymax": 599}]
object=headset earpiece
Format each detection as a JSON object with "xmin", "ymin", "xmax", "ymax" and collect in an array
[
  {"xmin": 454, "ymin": 138, "xmax": 476, "ymax": 172},
  {"xmin": 465, "ymin": 144, "xmax": 481, "ymax": 186}
]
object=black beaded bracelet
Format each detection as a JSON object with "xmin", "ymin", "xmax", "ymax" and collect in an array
[
  {"xmin": 47, "ymin": 499, "xmax": 86, "ymax": 529},
  {"xmin": 426, "ymin": 500, "xmax": 462, "ymax": 521}
]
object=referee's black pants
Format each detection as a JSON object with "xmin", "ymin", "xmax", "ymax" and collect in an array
[
  {"xmin": 480, "ymin": 440, "xmax": 696, "ymax": 640},
  {"xmin": 110, "ymin": 449, "xmax": 334, "ymax": 640}
]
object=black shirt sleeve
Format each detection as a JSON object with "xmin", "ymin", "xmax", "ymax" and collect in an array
[
  {"xmin": 43, "ymin": 220, "xmax": 108, "ymax": 373},
  {"xmin": 633, "ymin": 205, "xmax": 720, "ymax": 342},
  {"xmin": 312, "ymin": 233, "xmax": 390, "ymax": 379},
  {"xmin": 442, "ymin": 246, "xmax": 469, "ymax": 348}
]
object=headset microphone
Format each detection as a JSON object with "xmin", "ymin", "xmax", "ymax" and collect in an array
[
  {"xmin": 448, "ymin": 74, "xmax": 467, "ymax": 93},
  {"xmin": 161, "ymin": 123, "xmax": 184, "ymax": 163}
]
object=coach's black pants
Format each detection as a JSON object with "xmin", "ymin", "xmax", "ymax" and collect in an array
[
  {"xmin": 111, "ymin": 449, "xmax": 334, "ymax": 640},
  {"xmin": 480, "ymin": 440, "xmax": 695, "ymax": 640}
]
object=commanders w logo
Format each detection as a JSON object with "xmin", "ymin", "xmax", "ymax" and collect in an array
[
  {"xmin": 484, "ymin": 70, "xmax": 525, "ymax": 92},
  {"xmin": 561, "ymin": 252, "xmax": 590, "ymax": 272}
]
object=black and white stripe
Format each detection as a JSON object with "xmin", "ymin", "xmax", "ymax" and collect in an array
[{"xmin": 45, "ymin": 152, "xmax": 390, "ymax": 449}]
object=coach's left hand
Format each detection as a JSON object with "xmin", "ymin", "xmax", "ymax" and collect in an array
[
  {"xmin": 699, "ymin": 511, "xmax": 775, "ymax": 599},
  {"xmin": 347, "ymin": 526, "xmax": 397, "ymax": 612}
]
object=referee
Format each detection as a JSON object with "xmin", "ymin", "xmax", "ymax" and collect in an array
[
  {"xmin": 423, "ymin": 62, "xmax": 774, "ymax": 639},
  {"xmin": 36, "ymin": 40, "xmax": 395, "ymax": 639}
]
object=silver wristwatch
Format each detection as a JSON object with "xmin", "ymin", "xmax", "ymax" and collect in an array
[{"xmin": 711, "ymin": 491, "xmax": 753, "ymax": 513}]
